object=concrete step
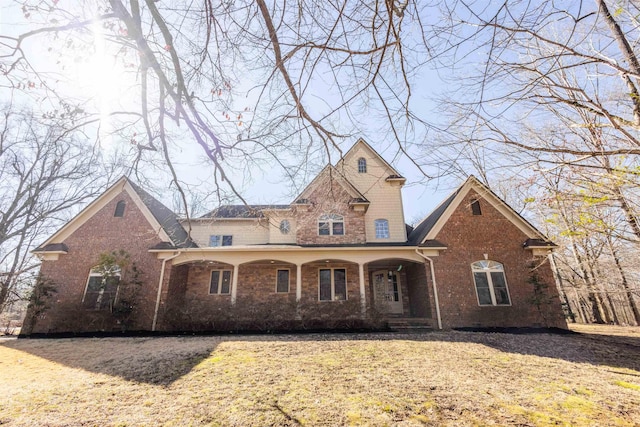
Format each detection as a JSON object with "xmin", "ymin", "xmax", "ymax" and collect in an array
[{"xmin": 386, "ymin": 318, "xmax": 432, "ymax": 331}]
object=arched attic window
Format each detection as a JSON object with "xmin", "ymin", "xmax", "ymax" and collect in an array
[
  {"xmin": 114, "ymin": 200, "xmax": 126, "ymax": 217},
  {"xmin": 357, "ymin": 157, "xmax": 367, "ymax": 173}
]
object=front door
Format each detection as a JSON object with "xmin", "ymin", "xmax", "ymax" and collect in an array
[{"xmin": 373, "ymin": 270, "xmax": 403, "ymax": 314}]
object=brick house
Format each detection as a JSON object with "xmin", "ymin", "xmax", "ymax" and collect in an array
[{"xmin": 28, "ymin": 139, "xmax": 566, "ymax": 333}]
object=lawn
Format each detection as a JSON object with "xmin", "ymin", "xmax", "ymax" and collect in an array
[{"xmin": 1, "ymin": 326, "xmax": 639, "ymax": 426}]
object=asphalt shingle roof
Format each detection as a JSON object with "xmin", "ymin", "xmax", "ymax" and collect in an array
[
  {"xmin": 127, "ymin": 180, "xmax": 198, "ymax": 248},
  {"xmin": 200, "ymin": 205, "xmax": 291, "ymax": 219}
]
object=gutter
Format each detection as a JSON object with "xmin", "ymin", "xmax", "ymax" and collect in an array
[
  {"xmin": 415, "ymin": 249, "xmax": 443, "ymax": 330},
  {"xmin": 152, "ymin": 251, "xmax": 182, "ymax": 331}
]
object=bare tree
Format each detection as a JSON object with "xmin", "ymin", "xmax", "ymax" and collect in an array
[
  {"xmin": 0, "ymin": 0, "xmax": 436, "ymax": 221},
  {"xmin": 0, "ymin": 105, "xmax": 116, "ymax": 314}
]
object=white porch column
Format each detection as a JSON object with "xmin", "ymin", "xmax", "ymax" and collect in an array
[
  {"xmin": 231, "ymin": 264, "xmax": 239, "ymax": 305},
  {"xmin": 296, "ymin": 263, "xmax": 302, "ymax": 302},
  {"xmin": 358, "ymin": 262, "xmax": 366, "ymax": 316}
]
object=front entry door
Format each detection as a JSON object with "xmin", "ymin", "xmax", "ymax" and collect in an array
[{"xmin": 373, "ymin": 270, "xmax": 403, "ymax": 314}]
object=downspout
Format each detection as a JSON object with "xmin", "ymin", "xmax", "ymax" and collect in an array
[
  {"xmin": 152, "ymin": 251, "xmax": 181, "ymax": 331},
  {"xmin": 415, "ymin": 249, "xmax": 443, "ymax": 330}
]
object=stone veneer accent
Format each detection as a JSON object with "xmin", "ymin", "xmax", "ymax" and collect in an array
[{"xmin": 294, "ymin": 172, "xmax": 366, "ymax": 245}]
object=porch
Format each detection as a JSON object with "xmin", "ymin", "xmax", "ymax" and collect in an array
[{"xmin": 153, "ymin": 247, "xmax": 436, "ymax": 331}]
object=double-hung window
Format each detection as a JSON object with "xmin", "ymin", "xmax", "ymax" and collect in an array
[
  {"xmin": 319, "ymin": 268, "xmax": 347, "ymax": 301},
  {"xmin": 210, "ymin": 270, "xmax": 232, "ymax": 294},
  {"xmin": 472, "ymin": 260, "xmax": 511, "ymax": 306},
  {"xmin": 318, "ymin": 214, "xmax": 344, "ymax": 236}
]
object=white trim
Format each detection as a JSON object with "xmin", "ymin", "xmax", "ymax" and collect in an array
[
  {"xmin": 209, "ymin": 269, "xmax": 233, "ymax": 295},
  {"xmin": 358, "ymin": 263, "xmax": 366, "ymax": 315},
  {"xmin": 357, "ymin": 157, "xmax": 367, "ymax": 173},
  {"xmin": 374, "ymin": 219, "xmax": 390, "ymax": 239},
  {"xmin": 152, "ymin": 251, "xmax": 181, "ymax": 331},
  {"xmin": 422, "ymin": 176, "xmax": 546, "ymax": 243},
  {"xmin": 37, "ymin": 177, "xmax": 172, "ymax": 249},
  {"xmin": 296, "ymin": 264, "xmax": 302, "ymax": 302},
  {"xmin": 471, "ymin": 260, "xmax": 512, "ymax": 306},
  {"xmin": 293, "ymin": 164, "xmax": 365, "ymax": 204},
  {"xmin": 317, "ymin": 213, "xmax": 345, "ymax": 236},
  {"xmin": 415, "ymin": 250, "xmax": 442, "ymax": 329},
  {"xmin": 318, "ymin": 267, "xmax": 348, "ymax": 301},
  {"xmin": 339, "ymin": 138, "xmax": 402, "ymax": 177},
  {"xmin": 81, "ymin": 266, "xmax": 121, "ymax": 309},
  {"xmin": 231, "ymin": 266, "xmax": 239, "ymax": 304},
  {"xmin": 275, "ymin": 268, "xmax": 290, "ymax": 293}
]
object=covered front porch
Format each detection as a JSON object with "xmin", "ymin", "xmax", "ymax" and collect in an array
[{"xmin": 152, "ymin": 246, "xmax": 438, "ymax": 331}]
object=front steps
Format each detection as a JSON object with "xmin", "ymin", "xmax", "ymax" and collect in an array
[{"xmin": 386, "ymin": 317, "xmax": 433, "ymax": 332}]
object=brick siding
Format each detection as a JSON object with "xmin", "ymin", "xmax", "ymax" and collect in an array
[
  {"xmin": 32, "ymin": 191, "xmax": 165, "ymax": 333},
  {"xmin": 294, "ymin": 173, "xmax": 366, "ymax": 245},
  {"xmin": 429, "ymin": 190, "xmax": 566, "ymax": 328}
]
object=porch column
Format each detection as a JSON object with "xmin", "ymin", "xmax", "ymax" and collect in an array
[
  {"xmin": 296, "ymin": 263, "xmax": 302, "ymax": 302},
  {"xmin": 231, "ymin": 264, "xmax": 239, "ymax": 305},
  {"xmin": 358, "ymin": 262, "xmax": 366, "ymax": 316}
]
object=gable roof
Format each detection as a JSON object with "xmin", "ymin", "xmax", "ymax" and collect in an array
[
  {"xmin": 127, "ymin": 181, "xmax": 196, "ymax": 248},
  {"xmin": 408, "ymin": 188, "xmax": 460, "ymax": 245},
  {"xmin": 199, "ymin": 204, "xmax": 291, "ymax": 219},
  {"xmin": 34, "ymin": 177, "xmax": 196, "ymax": 252},
  {"xmin": 292, "ymin": 164, "xmax": 368, "ymax": 204},
  {"xmin": 338, "ymin": 138, "xmax": 403, "ymax": 178},
  {"xmin": 408, "ymin": 176, "xmax": 551, "ymax": 245}
]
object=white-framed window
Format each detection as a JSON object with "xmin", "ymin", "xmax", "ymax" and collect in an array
[
  {"xmin": 357, "ymin": 157, "xmax": 367, "ymax": 173},
  {"xmin": 318, "ymin": 214, "xmax": 344, "ymax": 236},
  {"xmin": 276, "ymin": 269, "xmax": 290, "ymax": 293},
  {"xmin": 279, "ymin": 219, "xmax": 291, "ymax": 234},
  {"xmin": 82, "ymin": 266, "xmax": 121, "ymax": 310},
  {"xmin": 374, "ymin": 219, "xmax": 389, "ymax": 238},
  {"xmin": 471, "ymin": 260, "xmax": 511, "ymax": 306},
  {"xmin": 319, "ymin": 268, "xmax": 347, "ymax": 301},
  {"xmin": 210, "ymin": 270, "xmax": 232, "ymax": 294},
  {"xmin": 209, "ymin": 235, "xmax": 233, "ymax": 247}
]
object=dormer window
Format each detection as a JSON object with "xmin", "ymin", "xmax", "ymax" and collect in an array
[
  {"xmin": 318, "ymin": 214, "xmax": 344, "ymax": 236},
  {"xmin": 114, "ymin": 200, "xmax": 126, "ymax": 217},
  {"xmin": 357, "ymin": 158, "xmax": 367, "ymax": 173}
]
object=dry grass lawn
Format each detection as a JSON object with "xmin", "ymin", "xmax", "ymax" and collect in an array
[{"xmin": 1, "ymin": 327, "xmax": 639, "ymax": 426}]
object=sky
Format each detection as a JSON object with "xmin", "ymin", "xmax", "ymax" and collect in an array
[{"xmin": 0, "ymin": 2, "xmax": 457, "ymax": 226}]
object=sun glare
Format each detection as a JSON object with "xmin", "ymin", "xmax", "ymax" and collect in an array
[{"xmin": 72, "ymin": 19, "xmax": 132, "ymax": 148}]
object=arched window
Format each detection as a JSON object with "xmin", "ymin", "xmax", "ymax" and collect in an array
[
  {"xmin": 82, "ymin": 266, "xmax": 121, "ymax": 310},
  {"xmin": 357, "ymin": 157, "xmax": 367, "ymax": 173},
  {"xmin": 318, "ymin": 213, "xmax": 344, "ymax": 236},
  {"xmin": 374, "ymin": 219, "xmax": 389, "ymax": 238},
  {"xmin": 471, "ymin": 260, "xmax": 510, "ymax": 306},
  {"xmin": 114, "ymin": 200, "xmax": 126, "ymax": 217}
]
